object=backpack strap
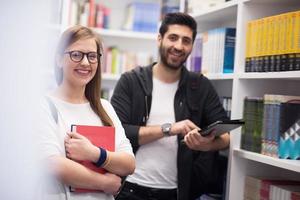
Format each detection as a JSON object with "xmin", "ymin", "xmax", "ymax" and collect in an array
[{"xmin": 46, "ymin": 97, "xmax": 58, "ymax": 124}]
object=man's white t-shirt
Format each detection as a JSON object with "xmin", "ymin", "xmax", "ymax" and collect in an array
[
  {"xmin": 38, "ymin": 96, "xmax": 134, "ymax": 200},
  {"xmin": 127, "ymin": 77, "xmax": 179, "ymax": 189}
]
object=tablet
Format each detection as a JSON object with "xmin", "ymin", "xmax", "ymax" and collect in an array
[{"xmin": 199, "ymin": 119, "xmax": 245, "ymax": 137}]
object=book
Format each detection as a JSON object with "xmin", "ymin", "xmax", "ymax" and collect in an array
[
  {"xmin": 241, "ymin": 97, "xmax": 264, "ymax": 153},
  {"xmin": 70, "ymin": 124, "xmax": 115, "ymax": 192},
  {"xmin": 261, "ymin": 95, "xmax": 300, "ymax": 158},
  {"xmin": 279, "ymin": 101, "xmax": 300, "ymax": 160},
  {"xmin": 270, "ymin": 185, "xmax": 300, "ymax": 200}
]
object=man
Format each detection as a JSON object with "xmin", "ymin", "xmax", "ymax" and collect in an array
[{"xmin": 111, "ymin": 12, "xmax": 230, "ymax": 200}]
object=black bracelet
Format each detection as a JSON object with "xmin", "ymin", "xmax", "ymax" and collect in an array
[{"xmin": 94, "ymin": 147, "xmax": 107, "ymax": 167}]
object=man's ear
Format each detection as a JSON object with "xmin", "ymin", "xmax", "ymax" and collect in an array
[{"xmin": 157, "ymin": 34, "xmax": 162, "ymax": 46}]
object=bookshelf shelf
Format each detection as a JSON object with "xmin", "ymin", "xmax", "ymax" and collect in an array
[
  {"xmin": 92, "ymin": 28, "xmax": 157, "ymax": 40},
  {"xmin": 237, "ymin": 72, "xmax": 300, "ymax": 80},
  {"xmin": 234, "ymin": 149, "xmax": 300, "ymax": 173},
  {"xmin": 243, "ymin": 0, "xmax": 300, "ymax": 6},
  {"xmin": 207, "ymin": 73, "xmax": 234, "ymax": 80}
]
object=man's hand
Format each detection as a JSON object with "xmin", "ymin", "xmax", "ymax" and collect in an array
[
  {"xmin": 183, "ymin": 128, "xmax": 215, "ymax": 151},
  {"xmin": 170, "ymin": 119, "xmax": 198, "ymax": 136},
  {"xmin": 64, "ymin": 132, "xmax": 99, "ymax": 162}
]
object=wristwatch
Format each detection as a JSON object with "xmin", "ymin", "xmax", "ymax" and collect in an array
[{"xmin": 161, "ymin": 123, "xmax": 172, "ymax": 136}]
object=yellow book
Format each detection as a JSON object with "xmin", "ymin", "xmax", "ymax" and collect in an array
[
  {"xmin": 245, "ymin": 21, "xmax": 252, "ymax": 59},
  {"xmin": 273, "ymin": 14, "xmax": 281, "ymax": 56},
  {"xmin": 262, "ymin": 17, "xmax": 268, "ymax": 57},
  {"xmin": 256, "ymin": 19, "xmax": 263, "ymax": 57},
  {"xmin": 245, "ymin": 21, "xmax": 252, "ymax": 72},
  {"xmin": 267, "ymin": 16, "xmax": 275, "ymax": 56},
  {"xmin": 278, "ymin": 14, "xmax": 286, "ymax": 55},
  {"xmin": 252, "ymin": 20, "xmax": 258, "ymax": 58},
  {"xmin": 295, "ymin": 11, "xmax": 300, "ymax": 53}
]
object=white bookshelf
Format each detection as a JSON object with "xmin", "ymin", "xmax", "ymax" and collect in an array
[
  {"xmin": 213, "ymin": 0, "xmax": 300, "ymax": 199},
  {"xmin": 191, "ymin": 1, "xmax": 238, "ymax": 33}
]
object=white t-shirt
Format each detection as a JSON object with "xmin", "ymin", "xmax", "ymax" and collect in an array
[
  {"xmin": 127, "ymin": 77, "xmax": 179, "ymax": 189},
  {"xmin": 37, "ymin": 95, "xmax": 134, "ymax": 200}
]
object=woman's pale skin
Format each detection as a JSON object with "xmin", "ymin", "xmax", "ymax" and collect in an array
[{"xmin": 49, "ymin": 38, "xmax": 135, "ymax": 194}]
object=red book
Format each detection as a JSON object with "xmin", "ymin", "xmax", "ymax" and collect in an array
[{"xmin": 70, "ymin": 124, "xmax": 115, "ymax": 192}]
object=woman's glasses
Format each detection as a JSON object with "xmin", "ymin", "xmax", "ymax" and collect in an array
[{"xmin": 64, "ymin": 51, "xmax": 101, "ymax": 64}]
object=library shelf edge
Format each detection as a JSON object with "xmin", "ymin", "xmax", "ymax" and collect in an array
[{"xmin": 233, "ymin": 149, "xmax": 300, "ymax": 173}]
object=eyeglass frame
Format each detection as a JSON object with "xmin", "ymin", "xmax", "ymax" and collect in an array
[{"xmin": 64, "ymin": 50, "xmax": 102, "ymax": 64}]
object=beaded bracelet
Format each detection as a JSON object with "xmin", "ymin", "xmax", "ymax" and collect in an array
[{"xmin": 94, "ymin": 147, "xmax": 107, "ymax": 167}]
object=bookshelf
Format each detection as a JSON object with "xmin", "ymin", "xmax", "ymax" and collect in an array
[{"xmin": 211, "ymin": 0, "xmax": 300, "ymax": 199}]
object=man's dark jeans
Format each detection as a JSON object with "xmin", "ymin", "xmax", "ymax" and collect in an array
[{"xmin": 115, "ymin": 181, "xmax": 177, "ymax": 200}]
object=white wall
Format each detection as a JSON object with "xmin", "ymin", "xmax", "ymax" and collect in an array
[{"xmin": 0, "ymin": 0, "xmax": 59, "ymax": 199}]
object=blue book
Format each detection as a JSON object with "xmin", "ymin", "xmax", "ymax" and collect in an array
[
  {"xmin": 279, "ymin": 102, "xmax": 300, "ymax": 160},
  {"xmin": 223, "ymin": 28, "xmax": 236, "ymax": 73}
]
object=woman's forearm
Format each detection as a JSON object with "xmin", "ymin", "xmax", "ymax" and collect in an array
[{"xmin": 103, "ymin": 152, "xmax": 135, "ymax": 176}]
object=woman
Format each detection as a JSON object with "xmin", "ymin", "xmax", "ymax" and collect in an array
[{"xmin": 39, "ymin": 25, "xmax": 135, "ymax": 200}]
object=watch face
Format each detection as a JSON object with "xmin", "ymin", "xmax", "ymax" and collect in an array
[{"xmin": 162, "ymin": 123, "xmax": 171, "ymax": 136}]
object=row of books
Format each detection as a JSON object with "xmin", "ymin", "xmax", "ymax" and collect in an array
[
  {"xmin": 220, "ymin": 96, "xmax": 231, "ymax": 118},
  {"xmin": 245, "ymin": 11, "xmax": 300, "ymax": 72},
  {"xmin": 123, "ymin": 2, "xmax": 160, "ymax": 33},
  {"xmin": 102, "ymin": 47, "xmax": 153, "ymax": 75},
  {"xmin": 244, "ymin": 176, "xmax": 300, "ymax": 200},
  {"xmin": 69, "ymin": 0, "xmax": 110, "ymax": 29},
  {"xmin": 161, "ymin": 0, "xmax": 180, "ymax": 20},
  {"xmin": 186, "ymin": 36, "xmax": 202, "ymax": 72},
  {"xmin": 186, "ymin": 27, "xmax": 236, "ymax": 75},
  {"xmin": 241, "ymin": 94, "xmax": 300, "ymax": 160}
]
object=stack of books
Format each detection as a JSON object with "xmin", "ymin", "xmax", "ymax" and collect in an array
[
  {"xmin": 201, "ymin": 27, "xmax": 236, "ymax": 75},
  {"xmin": 245, "ymin": 11, "xmax": 300, "ymax": 72},
  {"xmin": 241, "ymin": 95, "xmax": 300, "ymax": 160},
  {"xmin": 244, "ymin": 176, "xmax": 300, "ymax": 200}
]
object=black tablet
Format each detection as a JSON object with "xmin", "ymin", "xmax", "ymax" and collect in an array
[{"xmin": 199, "ymin": 119, "xmax": 245, "ymax": 137}]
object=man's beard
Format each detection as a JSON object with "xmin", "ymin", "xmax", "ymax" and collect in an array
[{"xmin": 159, "ymin": 44, "xmax": 189, "ymax": 70}]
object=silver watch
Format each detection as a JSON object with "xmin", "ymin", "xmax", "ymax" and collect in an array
[{"xmin": 161, "ymin": 123, "xmax": 172, "ymax": 136}]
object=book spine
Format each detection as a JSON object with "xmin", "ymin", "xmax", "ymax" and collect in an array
[{"xmin": 223, "ymin": 28, "xmax": 236, "ymax": 73}]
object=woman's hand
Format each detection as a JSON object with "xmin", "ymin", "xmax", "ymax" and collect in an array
[
  {"xmin": 183, "ymin": 128, "xmax": 215, "ymax": 151},
  {"xmin": 101, "ymin": 173, "xmax": 122, "ymax": 195},
  {"xmin": 64, "ymin": 132, "xmax": 99, "ymax": 162}
]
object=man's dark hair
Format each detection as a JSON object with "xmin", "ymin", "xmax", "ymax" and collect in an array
[{"xmin": 159, "ymin": 12, "xmax": 197, "ymax": 41}]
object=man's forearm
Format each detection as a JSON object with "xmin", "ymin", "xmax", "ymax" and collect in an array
[{"xmin": 138, "ymin": 125, "xmax": 165, "ymax": 145}]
